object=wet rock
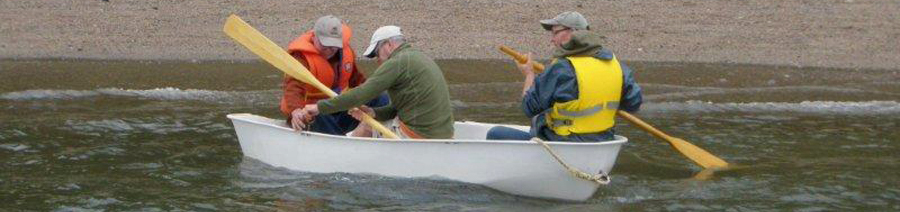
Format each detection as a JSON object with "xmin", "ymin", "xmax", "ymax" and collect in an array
[
  {"xmin": 191, "ymin": 203, "xmax": 218, "ymax": 210},
  {"xmin": 0, "ymin": 144, "xmax": 29, "ymax": 152},
  {"xmin": 120, "ymin": 162, "xmax": 163, "ymax": 170},
  {"xmin": 170, "ymin": 179, "xmax": 191, "ymax": 187},
  {"xmin": 84, "ymin": 197, "xmax": 121, "ymax": 208},
  {"xmin": 57, "ymin": 183, "xmax": 82, "ymax": 191}
]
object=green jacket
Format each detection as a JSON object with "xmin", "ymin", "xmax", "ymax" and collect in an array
[{"xmin": 317, "ymin": 43, "xmax": 455, "ymax": 139}]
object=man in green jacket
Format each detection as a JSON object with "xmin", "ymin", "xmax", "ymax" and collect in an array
[{"xmin": 295, "ymin": 25, "xmax": 455, "ymax": 139}]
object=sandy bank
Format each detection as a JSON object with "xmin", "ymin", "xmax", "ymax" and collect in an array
[{"xmin": 1, "ymin": 0, "xmax": 898, "ymax": 70}]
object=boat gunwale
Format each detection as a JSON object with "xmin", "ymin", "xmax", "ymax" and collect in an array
[{"xmin": 227, "ymin": 113, "xmax": 628, "ymax": 146}]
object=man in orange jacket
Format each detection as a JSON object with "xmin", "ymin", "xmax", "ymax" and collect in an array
[{"xmin": 281, "ymin": 15, "xmax": 388, "ymax": 134}]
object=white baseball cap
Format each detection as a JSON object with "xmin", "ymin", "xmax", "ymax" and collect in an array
[{"xmin": 363, "ymin": 25, "xmax": 403, "ymax": 58}]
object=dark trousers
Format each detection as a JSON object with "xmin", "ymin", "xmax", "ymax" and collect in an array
[
  {"xmin": 485, "ymin": 126, "xmax": 533, "ymax": 140},
  {"xmin": 308, "ymin": 94, "xmax": 390, "ymax": 135},
  {"xmin": 486, "ymin": 125, "xmax": 616, "ymax": 142}
]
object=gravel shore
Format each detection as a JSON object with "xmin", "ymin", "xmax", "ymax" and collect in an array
[{"xmin": 1, "ymin": 0, "xmax": 898, "ymax": 70}]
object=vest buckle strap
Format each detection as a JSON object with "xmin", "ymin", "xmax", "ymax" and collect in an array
[
  {"xmin": 557, "ymin": 101, "xmax": 620, "ymax": 117},
  {"xmin": 551, "ymin": 119, "xmax": 574, "ymax": 127},
  {"xmin": 605, "ymin": 101, "xmax": 619, "ymax": 110},
  {"xmin": 558, "ymin": 104, "xmax": 603, "ymax": 117}
]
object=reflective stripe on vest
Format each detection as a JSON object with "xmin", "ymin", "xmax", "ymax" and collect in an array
[{"xmin": 546, "ymin": 56, "xmax": 623, "ymax": 136}]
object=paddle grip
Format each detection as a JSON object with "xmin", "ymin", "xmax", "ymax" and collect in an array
[{"xmin": 499, "ymin": 46, "xmax": 545, "ymax": 73}]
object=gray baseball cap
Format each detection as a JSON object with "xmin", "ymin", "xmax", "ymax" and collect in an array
[
  {"xmin": 540, "ymin": 11, "xmax": 589, "ymax": 31},
  {"xmin": 313, "ymin": 15, "xmax": 343, "ymax": 48}
]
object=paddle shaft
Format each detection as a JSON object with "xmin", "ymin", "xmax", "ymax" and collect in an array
[
  {"xmin": 224, "ymin": 15, "xmax": 400, "ymax": 139},
  {"xmin": 498, "ymin": 45, "xmax": 728, "ymax": 169}
]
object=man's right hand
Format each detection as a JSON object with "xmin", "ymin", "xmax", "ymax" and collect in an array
[
  {"xmin": 348, "ymin": 106, "xmax": 375, "ymax": 121},
  {"xmin": 517, "ymin": 53, "xmax": 537, "ymax": 97},
  {"xmin": 517, "ymin": 52, "xmax": 536, "ymax": 78}
]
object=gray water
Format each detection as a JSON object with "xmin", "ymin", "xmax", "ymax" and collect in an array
[{"xmin": 1, "ymin": 59, "xmax": 899, "ymax": 211}]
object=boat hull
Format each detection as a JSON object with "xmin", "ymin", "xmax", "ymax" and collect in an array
[{"xmin": 227, "ymin": 113, "xmax": 626, "ymax": 201}]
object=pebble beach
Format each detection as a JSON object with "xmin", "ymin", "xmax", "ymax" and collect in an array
[{"xmin": 1, "ymin": 0, "xmax": 898, "ymax": 70}]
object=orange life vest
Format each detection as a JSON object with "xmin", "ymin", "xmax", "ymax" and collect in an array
[{"xmin": 285, "ymin": 24, "xmax": 356, "ymax": 105}]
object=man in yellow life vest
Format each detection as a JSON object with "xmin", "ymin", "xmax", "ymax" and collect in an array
[{"xmin": 487, "ymin": 11, "xmax": 643, "ymax": 141}]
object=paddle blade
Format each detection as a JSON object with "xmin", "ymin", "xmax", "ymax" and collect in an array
[
  {"xmin": 223, "ymin": 14, "xmax": 334, "ymax": 96},
  {"xmin": 617, "ymin": 111, "xmax": 730, "ymax": 169},
  {"xmin": 668, "ymin": 136, "xmax": 729, "ymax": 169}
]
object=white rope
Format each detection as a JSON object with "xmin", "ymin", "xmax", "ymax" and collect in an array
[{"xmin": 531, "ymin": 137, "xmax": 610, "ymax": 185}]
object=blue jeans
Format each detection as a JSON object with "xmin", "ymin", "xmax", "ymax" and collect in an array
[
  {"xmin": 486, "ymin": 125, "xmax": 616, "ymax": 142},
  {"xmin": 486, "ymin": 126, "xmax": 532, "ymax": 140},
  {"xmin": 308, "ymin": 94, "xmax": 390, "ymax": 135}
]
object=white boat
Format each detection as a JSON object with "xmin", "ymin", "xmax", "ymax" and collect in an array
[{"xmin": 227, "ymin": 113, "xmax": 627, "ymax": 201}]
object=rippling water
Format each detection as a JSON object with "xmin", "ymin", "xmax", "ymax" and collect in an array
[{"xmin": 1, "ymin": 59, "xmax": 899, "ymax": 211}]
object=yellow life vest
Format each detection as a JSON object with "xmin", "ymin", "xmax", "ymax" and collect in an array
[{"xmin": 546, "ymin": 56, "xmax": 623, "ymax": 136}]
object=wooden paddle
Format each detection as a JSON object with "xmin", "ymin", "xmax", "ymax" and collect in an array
[
  {"xmin": 224, "ymin": 14, "xmax": 400, "ymax": 139},
  {"xmin": 499, "ymin": 45, "xmax": 729, "ymax": 169}
]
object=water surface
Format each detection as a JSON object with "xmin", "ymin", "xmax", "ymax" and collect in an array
[{"xmin": 1, "ymin": 59, "xmax": 899, "ymax": 211}]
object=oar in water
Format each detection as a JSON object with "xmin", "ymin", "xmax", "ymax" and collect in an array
[
  {"xmin": 498, "ymin": 45, "xmax": 729, "ymax": 169},
  {"xmin": 223, "ymin": 14, "xmax": 400, "ymax": 139}
]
